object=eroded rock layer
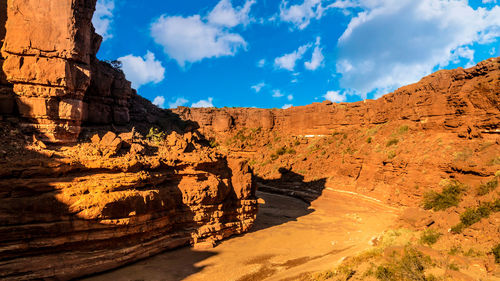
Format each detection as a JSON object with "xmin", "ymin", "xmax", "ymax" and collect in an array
[
  {"xmin": 0, "ymin": 1, "xmax": 258, "ymax": 280},
  {"xmin": 0, "ymin": 126, "xmax": 257, "ymax": 280},
  {"xmin": 174, "ymin": 57, "xmax": 500, "ymax": 136},
  {"xmin": 173, "ymin": 58, "xmax": 500, "ymax": 206}
]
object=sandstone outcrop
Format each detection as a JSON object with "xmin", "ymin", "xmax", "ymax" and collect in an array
[
  {"xmin": 0, "ymin": 0, "xmax": 136, "ymax": 143},
  {"xmin": 174, "ymin": 57, "xmax": 499, "ymax": 136},
  {"xmin": 173, "ymin": 57, "xmax": 500, "ymax": 208},
  {"xmin": 0, "ymin": 123, "xmax": 257, "ymax": 280},
  {"xmin": 0, "ymin": 1, "xmax": 258, "ymax": 280}
]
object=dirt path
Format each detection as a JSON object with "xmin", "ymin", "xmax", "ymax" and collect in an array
[{"xmin": 83, "ymin": 190, "xmax": 399, "ymax": 281}]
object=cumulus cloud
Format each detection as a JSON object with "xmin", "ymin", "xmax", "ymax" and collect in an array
[
  {"xmin": 324, "ymin": 90, "xmax": 346, "ymax": 103},
  {"xmin": 251, "ymin": 82, "xmax": 266, "ymax": 93},
  {"xmin": 192, "ymin": 97, "xmax": 214, "ymax": 108},
  {"xmin": 151, "ymin": 0, "xmax": 254, "ymax": 67},
  {"xmin": 257, "ymin": 59, "xmax": 266, "ymax": 67},
  {"xmin": 335, "ymin": 0, "xmax": 500, "ymax": 98},
  {"xmin": 92, "ymin": 0, "xmax": 115, "ymax": 40},
  {"xmin": 153, "ymin": 96, "xmax": 165, "ymax": 108},
  {"xmin": 168, "ymin": 97, "xmax": 189, "ymax": 108},
  {"xmin": 279, "ymin": 0, "xmax": 336, "ymax": 29},
  {"xmin": 282, "ymin": 104, "xmax": 293, "ymax": 109},
  {"xmin": 304, "ymin": 37, "xmax": 325, "ymax": 70},
  {"xmin": 272, "ymin": 89, "xmax": 285, "ymax": 97},
  {"xmin": 287, "ymin": 94, "xmax": 294, "ymax": 101},
  {"xmin": 118, "ymin": 51, "xmax": 165, "ymax": 89},
  {"xmin": 274, "ymin": 43, "xmax": 311, "ymax": 71},
  {"xmin": 208, "ymin": 0, "xmax": 256, "ymax": 27}
]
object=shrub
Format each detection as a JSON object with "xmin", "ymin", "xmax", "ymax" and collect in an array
[
  {"xmin": 386, "ymin": 138, "xmax": 399, "ymax": 147},
  {"xmin": 476, "ymin": 177, "xmax": 498, "ymax": 196},
  {"xmin": 419, "ymin": 229, "xmax": 441, "ymax": 246},
  {"xmin": 271, "ymin": 146, "xmax": 295, "ymax": 160},
  {"xmin": 493, "ymin": 244, "xmax": 500, "ymax": 263},
  {"xmin": 398, "ymin": 125, "xmax": 409, "ymax": 134},
  {"xmin": 460, "ymin": 208, "xmax": 484, "ymax": 227},
  {"xmin": 387, "ymin": 150, "xmax": 396, "ymax": 159},
  {"xmin": 448, "ymin": 263, "xmax": 459, "ymax": 271},
  {"xmin": 367, "ymin": 137, "xmax": 373, "ymax": 143},
  {"xmin": 209, "ymin": 137, "xmax": 219, "ymax": 148},
  {"xmin": 423, "ymin": 180, "xmax": 464, "ymax": 211},
  {"xmin": 488, "ymin": 157, "xmax": 500, "ymax": 166},
  {"xmin": 375, "ymin": 266, "xmax": 395, "ymax": 280},
  {"xmin": 146, "ymin": 127, "xmax": 166, "ymax": 143},
  {"xmin": 452, "ymin": 200, "xmax": 500, "ymax": 232}
]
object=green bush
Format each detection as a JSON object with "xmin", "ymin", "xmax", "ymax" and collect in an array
[
  {"xmin": 462, "ymin": 205, "xmax": 491, "ymax": 226},
  {"xmin": 488, "ymin": 156, "xmax": 500, "ymax": 166},
  {"xmin": 270, "ymin": 146, "xmax": 295, "ymax": 161},
  {"xmin": 386, "ymin": 138, "xmax": 399, "ymax": 147},
  {"xmin": 398, "ymin": 125, "xmax": 409, "ymax": 134},
  {"xmin": 423, "ymin": 180, "xmax": 465, "ymax": 211},
  {"xmin": 493, "ymin": 244, "xmax": 500, "ymax": 263},
  {"xmin": 367, "ymin": 137, "xmax": 373, "ymax": 143},
  {"xmin": 419, "ymin": 229, "xmax": 441, "ymax": 246},
  {"xmin": 476, "ymin": 177, "xmax": 498, "ymax": 196},
  {"xmin": 209, "ymin": 137, "xmax": 219, "ymax": 148},
  {"xmin": 452, "ymin": 200, "xmax": 500, "ymax": 233},
  {"xmin": 387, "ymin": 150, "xmax": 396, "ymax": 159},
  {"xmin": 375, "ymin": 266, "xmax": 395, "ymax": 280},
  {"xmin": 146, "ymin": 127, "xmax": 166, "ymax": 143}
]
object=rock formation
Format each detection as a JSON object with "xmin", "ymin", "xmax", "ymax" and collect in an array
[
  {"xmin": 174, "ymin": 57, "xmax": 499, "ymax": 137},
  {"xmin": 174, "ymin": 57, "xmax": 500, "ymax": 207},
  {"xmin": 0, "ymin": 1, "xmax": 257, "ymax": 280}
]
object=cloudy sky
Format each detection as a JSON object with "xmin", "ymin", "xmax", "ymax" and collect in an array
[{"xmin": 93, "ymin": 0, "xmax": 500, "ymax": 109}]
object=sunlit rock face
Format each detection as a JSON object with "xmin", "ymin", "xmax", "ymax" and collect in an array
[
  {"xmin": 0, "ymin": 1, "xmax": 258, "ymax": 280},
  {"xmin": 174, "ymin": 57, "xmax": 500, "ymax": 137},
  {"xmin": 0, "ymin": 0, "xmax": 133, "ymax": 143}
]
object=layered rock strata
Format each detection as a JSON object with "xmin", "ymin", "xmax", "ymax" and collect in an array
[
  {"xmin": 0, "ymin": 0, "xmax": 134, "ymax": 143},
  {"xmin": 174, "ymin": 57, "xmax": 500, "ymax": 136},
  {"xmin": 0, "ymin": 1, "xmax": 258, "ymax": 280},
  {"xmin": 0, "ymin": 127, "xmax": 257, "ymax": 280}
]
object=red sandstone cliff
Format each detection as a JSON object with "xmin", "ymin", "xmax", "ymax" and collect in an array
[
  {"xmin": 0, "ymin": 1, "xmax": 257, "ymax": 280},
  {"xmin": 173, "ymin": 57, "xmax": 499, "ymax": 136}
]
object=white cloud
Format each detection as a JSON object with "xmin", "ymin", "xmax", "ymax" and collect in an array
[
  {"xmin": 335, "ymin": 0, "xmax": 500, "ymax": 98},
  {"xmin": 168, "ymin": 97, "xmax": 189, "ymax": 108},
  {"xmin": 282, "ymin": 104, "xmax": 293, "ymax": 109},
  {"xmin": 118, "ymin": 51, "xmax": 165, "ymax": 89},
  {"xmin": 151, "ymin": 0, "xmax": 254, "ymax": 67},
  {"xmin": 287, "ymin": 94, "xmax": 294, "ymax": 101},
  {"xmin": 304, "ymin": 37, "xmax": 325, "ymax": 70},
  {"xmin": 153, "ymin": 96, "xmax": 165, "ymax": 108},
  {"xmin": 251, "ymin": 82, "xmax": 266, "ymax": 93},
  {"xmin": 257, "ymin": 58, "xmax": 266, "ymax": 67},
  {"xmin": 279, "ymin": 0, "xmax": 335, "ymax": 30},
  {"xmin": 274, "ymin": 43, "xmax": 311, "ymax": 71},
  {"xmin": 192, "ymin": 97, "xmax": 214, "ymax": 108},
  {"xmin": 324, "ymin": 90, "xmax": 346, "ymax": 103},
  {"xmin": 207, "ymin": 0, "xmax": 256, "ymax": 27},
  {"xmin": 482, "ymin": 0, "xmax": 497, "ymax": 3},
  {"xmin": 272, "ymin": 89, "xmax": 285, "ymax": 97},
  {"xmin": 92, "ymin": 0, "xmax": 115, "ymax": 40}
]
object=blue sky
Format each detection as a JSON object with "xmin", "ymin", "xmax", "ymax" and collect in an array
[{"xmin": 93, "ymin": 0, "xmax": 500, "ymax": 109}]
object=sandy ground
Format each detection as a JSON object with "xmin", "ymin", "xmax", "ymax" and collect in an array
[{"xmin": 82, "ymin": 190, "xmax": 399, "ymax": 281}]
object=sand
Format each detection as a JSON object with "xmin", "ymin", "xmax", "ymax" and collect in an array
[{"xmin": 83, "ymin": 190, "xmax": 399, "ymax": 281}]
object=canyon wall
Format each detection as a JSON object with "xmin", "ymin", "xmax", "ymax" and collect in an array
[
  {"xmin": 0, "ymin": 0, "xmax": 137, "ymax": 143},
  {"xmin": 174, "ymin": 57, "xmax": 499, "ymax": 137},
  {"xmin": 173, "ymin": 58, "xmax": 500, "ymax": 207},
  {"xmin": 0, "ymin": 1, "xmax": 258, "ymax": 280}
]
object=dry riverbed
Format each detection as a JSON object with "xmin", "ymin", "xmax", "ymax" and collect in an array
[{"xmin": 83, "ymin": 190, "xmax": 399, "ymax": 281}]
